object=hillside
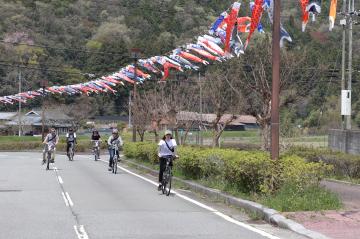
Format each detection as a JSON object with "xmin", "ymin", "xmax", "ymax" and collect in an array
[{"xmin": 0, "ymin": 0, "xmax": 358, "ymax": 129}]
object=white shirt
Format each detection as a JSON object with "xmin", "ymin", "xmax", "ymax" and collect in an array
[{"xmin": 158, "ymin": 139, "xmax": 177, "ymax": 157}]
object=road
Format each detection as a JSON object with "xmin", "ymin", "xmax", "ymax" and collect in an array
[{"xmin": 0, "ymin": 152, "xmax": 307, "ymax": 239}]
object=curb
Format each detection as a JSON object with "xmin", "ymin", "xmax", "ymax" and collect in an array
[
  {"xmin": 123, "ymin": 158, "xmax": 331, "ymax": 239},
  {"xmin": 324, "ymin": 178, "xmax": 360, "ymax": 187}
]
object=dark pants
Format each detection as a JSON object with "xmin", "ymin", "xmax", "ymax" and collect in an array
[
  {"xmin": 66, "ymin": 142, "xmax": 75, "ymax": 154},
  {"xmin": 158, "ymin": 156, "xmax": 173, "ymax": 183},
  {"xmin": 108, "ymin": 148, "xmax": 119, "ymax": 167}
]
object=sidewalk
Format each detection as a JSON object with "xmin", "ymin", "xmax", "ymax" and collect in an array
[{"xmin": 284, "ymin": 180, "xmax": 360, "ymax": 239}]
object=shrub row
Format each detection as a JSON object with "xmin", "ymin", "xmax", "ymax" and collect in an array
[
  {"xmin": 124, "ymin": 142, "xmax": 331, "ymax": 194},
  {"xmin": 285, "ymin": 146, "xmax": 360, "ymax": 179},
  {"xmin": 0, "ymin": 141, "xmax": 109, "ymax": 153}
]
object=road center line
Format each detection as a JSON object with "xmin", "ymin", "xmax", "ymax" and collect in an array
[
  {"xmin": 58, "ymin": 176, "xmax": 63, "ymax": 184},
  {"xmin": 61, "ymin": 192, "xmax": 69, "ymax": 207},
  {"xmin": 65, "ymin": 192, "xmax": 74, "ymax": 207},
  {"xmin": 98, "ymin": 159, "xmax": 280, "ymax": 239},
  {"xmin": 74, "ymin": 225, "xmax": 89, "ymax": 239}
]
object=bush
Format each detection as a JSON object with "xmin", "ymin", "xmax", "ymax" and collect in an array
[
  {"xmin": 124, "ymin": 142, "xmax": 330, "ymax": 195},
  {"xmin": 285, "ymin": 146, "xmax": 360, "ymax": 179}
]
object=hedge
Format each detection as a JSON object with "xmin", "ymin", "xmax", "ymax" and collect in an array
[
  {"xmin": 0, "ymin": 141, "xmax": 109, "ymax": 153},
  {"xmin": 285, "ymin": 146, "xmax": 360, "ymax": 179},
  {"xmin": 124, "ymin": 142, "xmax": 331, "ymax": 194}
]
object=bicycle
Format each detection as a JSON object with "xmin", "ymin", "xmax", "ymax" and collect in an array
[
  {"xmin": 92, "ymin": 140, "xmax": 101, "ymax": 161},
  {"xmin": 44, "ymin": 143, "xmax": 55, "ymax": 170},
  {"xmin": 67, "ymin": 141, "xmax": 75, "ymax": 161},
  {"xmin": 161, "ymin": 155, "xmax": 174, "ymax": 196},
  {"xmin": 111, "ymin": 144, "xmax": 119, "ymax": 174}
]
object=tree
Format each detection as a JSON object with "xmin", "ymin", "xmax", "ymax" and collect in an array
[
  {"xmin": 203, "ymin": 65, "xmax": 243, "ymax": 147},
  {"xmin": 228, "ymin": 36, "xmax": 319, "ymax": 150}
]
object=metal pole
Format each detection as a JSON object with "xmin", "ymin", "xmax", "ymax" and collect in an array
[
  {"xmin": 41, "ymin": 83, "xmax": 46, "ymax": 141},
  {"xmin": 346, "ymin": 0, "xmax": 353, "ymax": 129},
  {"xmin": 18, "ymin": 70, "xmax": 22, "ymax": 137},
  {"xmin": 341, "ymin": 0, "xmax": 347, "ymax": 129},
  {"xmin": 271, "ymin": 0, "xmax": 281, "ymax": 160},
  {"xmin": 128, "ymin": 92, "xmax": 132, "ymax": 128},
  {"xmin": 132, "ymin": 51, "xmax": 138, "ymax": 142},
  {"xmin": 199, "ymin": 71, "xmax": 203, "ymax": 145}
]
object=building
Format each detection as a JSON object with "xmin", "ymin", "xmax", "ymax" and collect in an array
[
  {"xmin": 4, "ymin": 109, "xmax": 74, "ymax": 135},
  {"xmin": 158, "ymin": 111, "xmax": 258, "ymax": 131}
]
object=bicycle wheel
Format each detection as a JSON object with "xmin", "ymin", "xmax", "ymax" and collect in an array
[
  {"xmin": 112, "ymin": 155, "xmax": 118, "ymax": 174},
  {"xmin": 165, "ymin": 168, "xmax": 172, "ymax": 196},
  {"xmin": 162, "ymin": 166, "xmax": 169, "ymax": 194},
  {"xmin": 94, "ymin": 148, "xmax": 99, "ymax": 161},
  {"xmin": 46, "ymin": 152, "xmax": 51, "ymax": 170},
  {"xmin": 70, "ymin": 147, "xmax": 74, "ymax": 161}
]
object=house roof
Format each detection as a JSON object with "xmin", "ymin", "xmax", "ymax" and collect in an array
[
  {"xmin": 5, "ymin": 109, "xmax": 73, "ymax": 127},
  {"xmin": 92, "ymin": 115, "xmax": 129, "ymax": 122},
  {"xmin": 0, "ymin": 112, "xmax": 17, "ymax": 120},
  {"xmin": 175, "ymin": 111, "xmax": 257, "ymax": 125}
]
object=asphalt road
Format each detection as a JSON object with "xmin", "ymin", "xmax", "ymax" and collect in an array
[{"xmin": 0, "ymin": 152, "xmax": 307, "ymax": 239}]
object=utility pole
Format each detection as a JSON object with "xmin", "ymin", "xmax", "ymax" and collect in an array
[
  {"xmin": 41, "ymin": 80, "xmax": 48, "ymax": 141},
  {"xmin": 346, "ymin": 0, "xmax": 354, "ymax": 129},
  {"xmin": 131, "ymin": 48, "xmax": 141, "ymax": 142},
  {"xmin": 341, "ymin": 0, "xmax": 357, "ymax": 130},
  {"xmin": 271, "ymin": 0, "xmax": 281, "ymax": 160},
  {"xmin": 128, "ymin": 92, "xmax": 132, "ymax": 128},
  {"xmin": 341, "ymin": 0, "xmax": 347, "ymax": 130},
  {"xmin": 18, "ymin": 70, "xmax": 22, "ymax": 137},
  {"xmin": 198, "ymin": 71, "xmax": 203, "ymax": 145}
]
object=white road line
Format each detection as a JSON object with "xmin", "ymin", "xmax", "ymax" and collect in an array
[
  {"xmin": 98, "ymin": 159, "xmax": 280, "ymax": 239},
  {"xmin": 61, "ymin": 192, "xmax": 69, "ymax": 207},
  {"xmin": 65, "ymin": 192, "xmax": 74, "ymax": 207},
  {"xmin": 57, "ymin": 176, "xmax": 63, "ymax": 184},
  {"xmin": 74, "ymin": 225, "xmax": 89, "ymax": 239}
]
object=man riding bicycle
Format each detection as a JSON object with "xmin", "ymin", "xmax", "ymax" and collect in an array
[
  {"xmin": 42, "ymin": 128, "xmax": 59, "ymax": 164},
  {"xmin": 91, "ymin": 129, "xmax": 101, "ymax": 160},
  {"xmin": 66, "ymin": 128, "xmax": 77, "ymax": 160},
  {"xmin": 157, "ymin": 130, "xmax": 178, "ymax": 191},
  {"xmin": 107, "ymin": 129, "xmax": 123, "ymax": 171}
]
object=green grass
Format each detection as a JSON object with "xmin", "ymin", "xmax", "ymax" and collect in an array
[
  {"xmin": 260, "ymin": 184, "xmax": 342, "ymax": 212},
  {"xmin": 0, "ymin": 136, "xmax": 42, "ymax": 142}
]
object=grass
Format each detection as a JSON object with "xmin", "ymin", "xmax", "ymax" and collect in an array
[
  {"xmin": 260, "ymin": 184, "xmax": 342, "ymax": 212},
  {"xmin": 0, "ymin": 130, "xmax": 328, "ymax": 149}
]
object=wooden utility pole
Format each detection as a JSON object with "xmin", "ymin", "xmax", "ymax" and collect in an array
[
  {"xmin": 271, "ymin": 0, "xmax": 281, "ymax": 160},
  {"xmin": 131, "ymin": 48, "xmax": 141, "ymax": 142}
]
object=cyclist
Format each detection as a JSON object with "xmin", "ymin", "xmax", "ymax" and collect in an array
[
  {"xmin": 107, "ymin": 129, "xmax": 123, "ymax": 171},
  {"xmin": 42, "ymin": 128, "xmax": 59, "ymax": 164},
  {"xmin": 66, "ymin": 128, "xmax": 77, "ymax": 159},
  {"xmin": 91, "ymin": 129, "xmax": 101, "ymax": 141},
  {"xmin": 157, "ymin": 130, "xmax": 177, "ymax": 191},
  {"xmin": 91, "ymin": 129, "xmax": 102, "ymax": 159}
]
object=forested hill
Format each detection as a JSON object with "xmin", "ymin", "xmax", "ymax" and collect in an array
[{"xmin": 0, "ymin": 0, "xmax": 359, "ymax": 128}]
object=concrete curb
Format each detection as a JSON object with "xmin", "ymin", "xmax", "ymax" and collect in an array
[
  {"xmin": 123, "ymin": 159, "xmax": 331, "ymax": 239},
  {"xmin": 324, "ymin": 178, "xmax": 360, "ymax": 187}
]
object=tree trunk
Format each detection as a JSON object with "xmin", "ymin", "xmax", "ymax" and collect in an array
[
  {"xmin": 212, "ymin": 132, "xmax": 221, "ymax": 148},
  {"xmin": 174, "ymin": 128, "xmax": 180, "ymax": 145},
  {"xmin": 258, "ymin": 119, "xmax": 271, "ymax": 151},
  {"xmin": 137, "ymin": 130, "xmax": 145, "ymax": 142},
  {"xmin": 154, "ymin": 130, "xmax": 159, "ymax": 142}
]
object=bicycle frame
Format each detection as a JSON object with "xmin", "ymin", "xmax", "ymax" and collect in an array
[
  {"xmin": 111, "ymin": 144, "xmax": 119, "ymax": 174},
  {"xmin": 44, "ymin": 143, "xmax": 55, "ymax": 170},
  {"xmin": 92, "ymin": 140, "xmax": 101, "ymax": 160}
]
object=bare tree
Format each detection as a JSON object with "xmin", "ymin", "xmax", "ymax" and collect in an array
[
  {"xmin": 227, "ymin": 36, "xmax": 318, "ymax": 150},
  {"xmin": 203, "ymin": 66, "xmax": 243, "ymax": 147},
  {"xmin": 159, "ymin": 77, "xmax": 199, "ymax": 145}
]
